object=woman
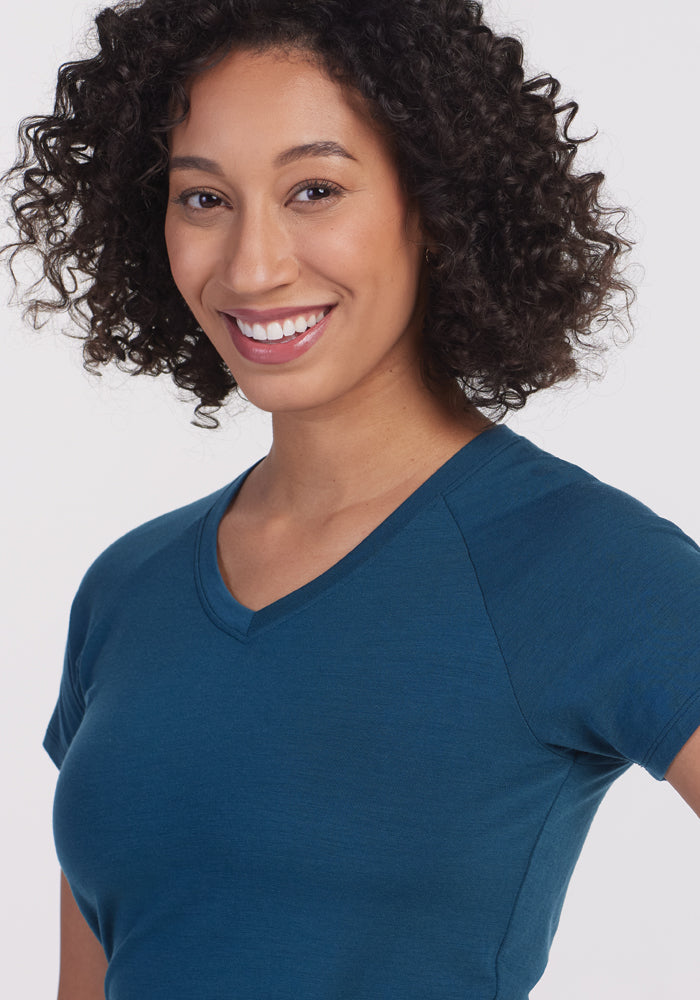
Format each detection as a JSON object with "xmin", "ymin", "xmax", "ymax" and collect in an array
[{"xmin": 3, "ymin": 0, "xmax": 699, "ymax": 997}]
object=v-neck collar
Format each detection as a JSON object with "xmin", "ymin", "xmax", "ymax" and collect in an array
[{"xmin": 195, "ymin": 424, "xmax": 517, "ymax": 640}]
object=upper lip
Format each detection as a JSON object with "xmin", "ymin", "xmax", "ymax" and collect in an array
[{"xmin": 221, "ymin": 304, "xmax": 335, "ymax": 324}]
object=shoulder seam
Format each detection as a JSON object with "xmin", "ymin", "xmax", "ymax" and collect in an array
[
  {"xmin": 441, "ymin": 494, "xmax": 573, "ymax": 764},
  {"xmin": 442, "ymin": 433, "xmax": 520, "ymax": 502}
]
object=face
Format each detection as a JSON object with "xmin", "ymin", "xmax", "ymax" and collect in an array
[{"xmin": 164, "ymin": 46, "xmax": 426, "ymax": 417}]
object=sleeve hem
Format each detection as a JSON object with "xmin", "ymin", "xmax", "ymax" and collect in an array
[
  {"xmin": 643, "ymin": 690, "xmax": 700, "ymax": 780},
  {"xmin": 43, "ymin": 726, "xmax": 67, "ymax": 770}
]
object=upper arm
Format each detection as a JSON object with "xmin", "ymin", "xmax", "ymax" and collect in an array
[
  {"xmin": 665, "ymin": 725, "xmax": 700, "ymax": 818},
  {"xmin": 58, "ymin": 870, "xmax": 108, "ymax": 1000}
]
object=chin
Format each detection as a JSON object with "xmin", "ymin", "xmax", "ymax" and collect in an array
[{"xmin": 231, "ymin": 374, "xmax": 339, "ymax": 417}]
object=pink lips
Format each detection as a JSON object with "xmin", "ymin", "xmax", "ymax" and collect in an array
[{"xmin": 222, "ymin": 306, "xmax": 335, "ymax": 365}]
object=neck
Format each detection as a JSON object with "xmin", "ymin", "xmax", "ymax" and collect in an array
[{"xmin": 246, "ymin": 363, "xmax": 490, "ymax": 517}]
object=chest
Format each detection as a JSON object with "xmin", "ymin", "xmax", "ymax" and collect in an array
[
  {"xmin": 57, "ymin": 545, "xmax": 562, "ymax": 896},
  {"xmin": 53, "ymin": 505, "xmax": 619, "ymax": 995}
]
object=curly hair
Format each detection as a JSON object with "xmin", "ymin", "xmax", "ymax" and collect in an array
[{"xmin": 3, "ymin": 0, "xmax": 633, "ymax": 425}]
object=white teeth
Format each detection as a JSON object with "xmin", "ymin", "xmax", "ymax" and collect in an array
[
  {"xmin": 235, "ymin": 307, "xmax": 330, "ymax": 341},
  {"xmin": 266, "ymin": 321, "xmax": 284, "ymax": 341}
]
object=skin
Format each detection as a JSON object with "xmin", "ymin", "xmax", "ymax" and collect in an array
[
  {"xmin": 57, "ymin": 43, "xmax": 700, "ymax": 995},
  {"xmin": 165, "ymin": 46, "xmax": 437, "ymax": 420},
  {"xmin": 665, "ymin": 726, "xmax": 700, "ymax": 817},
  {"xmin": 164, "ymin": 45, "xmax": 489, "ymax": 611},
  {"xmin": 57, "ymin": 872, "xmax": 107, "ymax": 999}
]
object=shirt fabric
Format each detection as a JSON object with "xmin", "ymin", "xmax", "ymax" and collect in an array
[{"xmin": 44, "ymin": 424, "xmax": 700, "ymax": 999}]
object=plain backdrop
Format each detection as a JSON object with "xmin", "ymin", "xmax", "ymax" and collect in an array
[{"xmin": 1, "ymin": 1, "xmax": 698, "ymax": 996}]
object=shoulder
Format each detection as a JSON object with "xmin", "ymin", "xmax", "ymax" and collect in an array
[
  {"xmin": 442, "ymin": 428, "xmax": 700, "ymax": 773},
  {"xmin": 444, "ymin": 427, "xmax": 699, "ymax": 581},
  {"xmin": 68, "ymin": 480, "xmax": 237, "ymax": 637}
]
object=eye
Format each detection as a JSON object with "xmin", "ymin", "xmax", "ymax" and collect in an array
[
  {"xmin": 290, "ymin": 180, "xmax": 342, "ymax": 205},
  {"xmin": 172, "ymin": 189, "xmax": 226, "ymax": 212}
]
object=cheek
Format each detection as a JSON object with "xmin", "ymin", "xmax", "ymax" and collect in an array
[
  {"xmin": 352, "ymin": 211, "xmax": 423, "ymax": 314},
  {"xmin": 164, "ymin": 214, "xmax": 211, "ymax": 312},
  {"xmin": 164, "ymin": 215, "xmax": 190, "ymax": 296},
  {"xmin": 308, "ymin": 203, "xmax": 420, "ymax": 300}
]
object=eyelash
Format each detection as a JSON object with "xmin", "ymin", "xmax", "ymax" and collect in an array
[
  {"xmin": 289, "ymin": 178, "xmax": 342, "ymax": 204},
  {"xmin": 171, "ymin": 188, "xmax": 223, "ymax": 213},
  {"xmin": 172, "ymin": 178, "xmax": 343, "ymax": 212}
]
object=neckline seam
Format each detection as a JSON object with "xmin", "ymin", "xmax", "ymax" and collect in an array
[
  {"xmin": 194, "ymin": 487, "xmax": 254, "ymax": 641},
  {"xmin": 194, "ymin": 425, "xmax": 518, "ymax": 639}
]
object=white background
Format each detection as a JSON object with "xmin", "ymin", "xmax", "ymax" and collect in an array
[{"xmin": 1, "ymin": 1, "xmax": 698, "ymax": 996}]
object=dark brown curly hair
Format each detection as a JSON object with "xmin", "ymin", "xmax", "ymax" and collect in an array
[{"xmin": 2, "ymin": 0, "xmax": 633, "ymax": 425}]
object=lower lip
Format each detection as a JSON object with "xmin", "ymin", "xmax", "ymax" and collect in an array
[{"xmin": 223, "ymin": 309, "xmax": 334, "ymax": 365}]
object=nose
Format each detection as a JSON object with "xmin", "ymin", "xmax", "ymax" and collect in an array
[{"xmin": 219, "ymin": 204, "xmax": 299, "ymax": 296}]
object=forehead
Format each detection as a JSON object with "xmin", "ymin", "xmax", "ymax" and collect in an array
[{"xmin": 170, "ymin": 46, "xmax": 380, "ymax": 159}]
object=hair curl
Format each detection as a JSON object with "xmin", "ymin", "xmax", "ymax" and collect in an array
[{"xmin": 2, "ymin": 0, "xmax": 633, "ymax": 425}]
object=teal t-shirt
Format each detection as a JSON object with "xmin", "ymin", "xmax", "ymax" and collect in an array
[{"xmin": 44, "ymin": 425, "xmax": 700, "ymax": 999}]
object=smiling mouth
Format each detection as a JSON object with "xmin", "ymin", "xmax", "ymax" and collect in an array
[{"xmin": 228, "ymin": 306, "xmax": 334, "ymax": 343}]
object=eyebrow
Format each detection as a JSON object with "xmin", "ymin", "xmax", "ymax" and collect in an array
[
  {"xmin": 169, "ymin": 155, "xmax": 225, "ymax": 175},
  {"xmin": 274, "ymin": 141, "xmax": 357, "ymax": 167},
  {"xmin": 169, "ymin": 141, "xmax": 357, "ymax": 175}
]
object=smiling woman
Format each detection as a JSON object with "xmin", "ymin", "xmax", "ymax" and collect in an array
[
  {"xmin": 164, "ymin": 47, "xmax": 427, "ymax": 416},
  {"xmin": 3, "ymin": 0, "xmax": 635, "ymax": 426},
  {"xmin": 2, "ymin": 2, "xmax": 700, "ymax": 999}
]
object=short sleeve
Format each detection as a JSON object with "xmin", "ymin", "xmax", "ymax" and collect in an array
[
  {"xmin": 40, "ymin": 486, "xmax": 230, "ymax": 771},
  {"xmin": 468, "ymin": 480, "xmax": 700, "ymax": 780},
  {"xmin": 597, "ymin": 516, "xmax": 700, "ymax": 778},
  {"xmin": 43, "ymin": 639, "xmax": 86, "ymax": 770}
]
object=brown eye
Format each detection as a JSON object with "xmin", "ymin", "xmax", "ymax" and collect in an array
[
  {"xmin": 296, "ymin": 186, "xmax": 332, "ymax": 202},
  {"xmin": 193, "ymin": 192, "xmax": 222, "ymax": 208},
  {"xmin": 174, "ymin": 190, "xmax": 224, "ymax": 211},
  {"xmin": 291, "ymin": 180, "xmax": 342, "ymax": 204}
]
